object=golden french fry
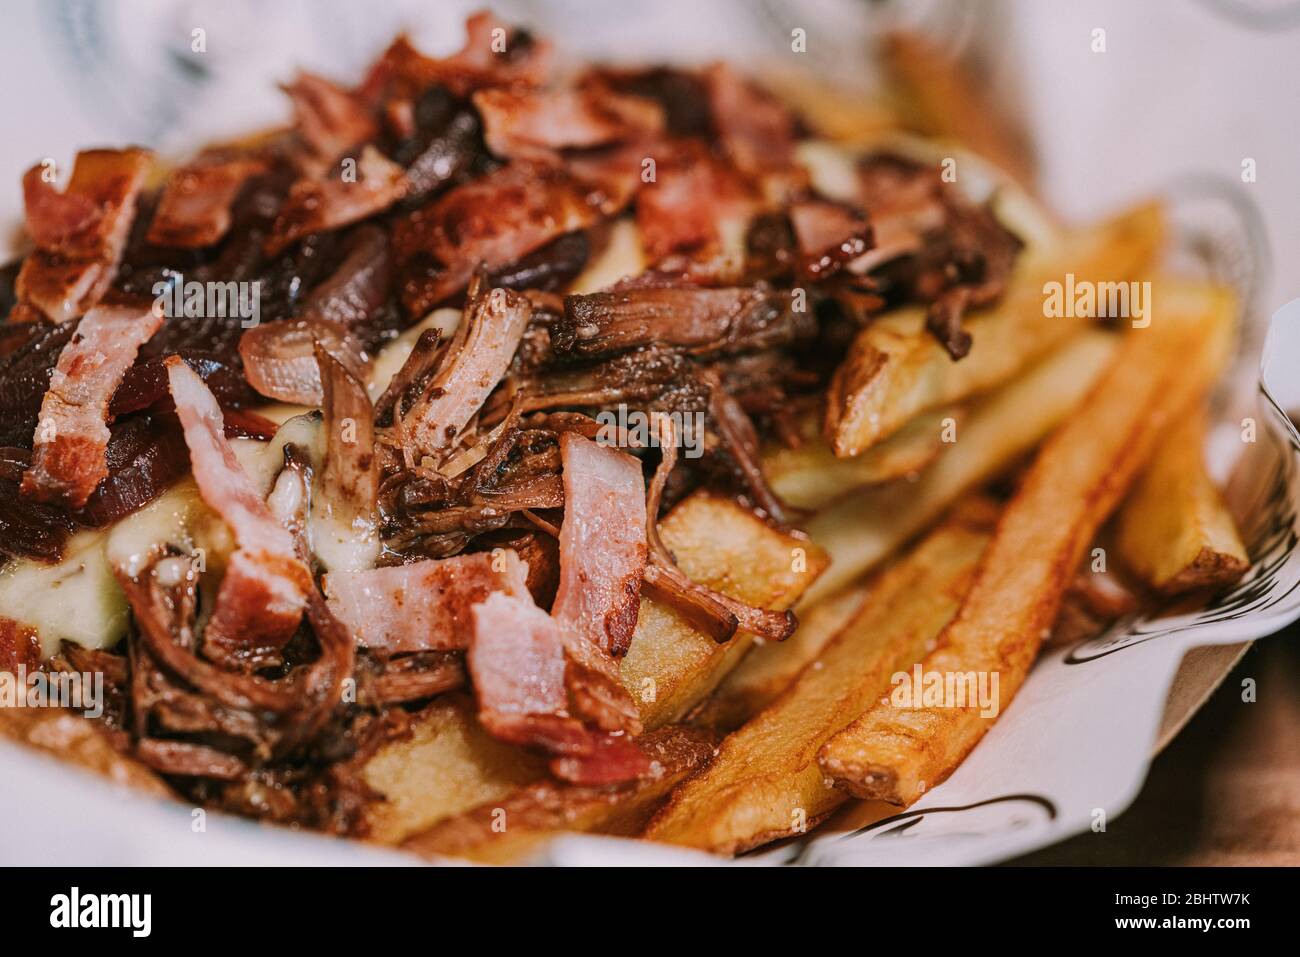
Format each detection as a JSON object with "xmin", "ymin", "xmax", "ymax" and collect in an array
[
  {"xmin": 802, "ymin": 329, "xmax": 1118, "ymax": 607},
  {"xmin": 825, "ymin": 202, "xmax": 1164, "ymax": 457},
  {"xmin": 401, "ymin": 726, "xmax": 716, "ymax": 864},
  {"xmin": 622, "ymin": 492, "xmax": 829, "ymax": 729},
  {"xmin": 1115, "ymin": 408, "xmax": 1249, "ymax": 594},
  {"xmin": 764, "ymin": 407, "xmax": 957, "ymax": 510},
  {"xmin": 359, "ymin": 492, "xmax": 827, "ymax": 843},
  {"xmin": 643, "ymin": 508, "xmax": 994, "ymax": 855},
  {"xmin": 360, "ymin": 695, "xmax": 547, "ymax": 845},
  {"xmin": 692, "ymin": 580, "xmax": 872, "ymax": 732},
  {"xmin": 817, "ymin": 280, "xmax": 1237, "ymax": 806}
]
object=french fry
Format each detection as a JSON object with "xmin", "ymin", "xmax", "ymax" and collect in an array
[
  {"xmin": 1115, "ymin": 408, "xmax": 1249, "ymax": 594},
  {"xmin": 359, "ymin": 492, "xmax": 827, "ymax": 843},
  {"xmin": 643, "ymin": 508, "xmax": 994, "ymax": 855},
  {"xmin": 764, "ymin": 407, "xmax": 956, "ymax": 510},
  {"xmin": 401, "ymin": 726, "xmax": 716, "ymax": 864},
  {"xmin": 621, "ymin": 492, "xmax": 829, "ymax": 729},
  {"xmin": 359, "ymin": 695, "xmax": 547, "ymax": 845},
  {"xmin": 816, "ymin": 281, "xmax": 1236, "ymax": 806},
  {"xmin": 691, "ymin": 580, "xmax": 872, "ymax": 732},
  {"xmin": 825, "ymin": 202, "xmax": 1164, "ymax": 457},
  {"xmin": 802, "ymin": 329, "xmax": 1118, "ymax": 607}
]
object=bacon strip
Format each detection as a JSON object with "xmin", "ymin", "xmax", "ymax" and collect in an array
[
  {"xmin": 146, "ymin": 155, "xmax": 267, "ymax": 248},
  {"xmin": 365, "ymin": 12, "xmax": 553, "ymax": 101},
  {"xmin": 393, "ymin": 161, "xmax": 599, "ymax": 313},
  {"xmin": 468, "ymin": 590, "xmax": 649, "ymax": 785},
  {"xmin": 401, "ymin": 283, "xmax": 532, "ymax": 459},
  {"xmin": 553, "ymin": 433, "xmax": 647, "ymax": 657},
  {"xmin": 474, "ymin": 87, "xmax": 664, "ymax": 161},
  {"xmin": 323, "ymin": 550, "xmax": 529, "ymax": 654},
  {"xmin": 788, "ymin": 199, "xmax": 874, "ymax": 280},
  {"xmin": 20, "ymin": 304, "xmax": 163, "ymax": 507},
  {"xmin": 265, "ymin": 146, "xmax": 407, "ymax": 255},
  {"xmin": 17, "ymin": 148, "xmax": 152, "ymax": 322},
  {"xmin": 283, "ymin": 71, "xmax": 377, "ymax": 170},
  {"xmin": 635, "ymin": 140, "xmax": 757, "ymax": 280},
  {"xmin": 165, "ymin": 357, "xmax": 310, "ymax": 666},
  {"xmin": 704, "ymin": 63, "xmax": 799, "ymax": 180}
]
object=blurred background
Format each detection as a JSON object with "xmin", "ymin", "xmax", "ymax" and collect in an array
[{"xmin": 0, "ymin": 0, "xmax": 1295, "ymax": 864}]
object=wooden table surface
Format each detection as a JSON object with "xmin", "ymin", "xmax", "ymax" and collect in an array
[{"xmin": 1011, "ymin": 626, "xmax": 1300, "ymax": 865}]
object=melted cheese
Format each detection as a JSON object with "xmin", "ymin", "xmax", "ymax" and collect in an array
[
  {"xmin": 366, "ymin": 307, "xmax": 461, "ymax": 401},
  {"xmin": 0, "ymin": 531, "xmax": 128, "ymax": 658},
  {"xmin": 570, "ymin": 218, "xmax": 646, "ymax": 294}
]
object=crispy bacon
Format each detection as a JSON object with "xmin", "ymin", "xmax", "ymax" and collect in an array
[
  {"xmin": 401, "ymin": 282, "xmax": 531, "ymax": 459},
  {"xmin": 366, "ymin": 13, "xmax": 553, "ymax": 100},
  {"xmin": 1, "ymin": 618, "xmax": 42, "ymax": 674},
  {"xmin": 550, "ymin": 433, "xmax": 646, "ymax": 735},
  {"xmin": 323, "ymin": 549, "xmax": 529, "ymax": 654},
  {"xmin": 635, "ymin": 140, "xmax": 757, "ymax": 280},
  {"xmin": 788, "ymin": 200, "xmax": 874, "ymax": 281},
  {"xmin": 552, "ymin": 433, "xmax": 647, "ymax": 657},
  {"xmin": 20, "ymin": 304, "xmax": 163, "ymax": 507},
  {"xmin": 17, "ymin": 149, "xmax": 151, "ymax": 322},
  {"xmin": 394, "ymin": 161, "xmax": 598, "ymax": 313},
  {"xmin": 265, "ymin": 146, "xmax": 407, "ymax": 256},
  {"xmin": 165, "ymin": 357, "xmax": 311, "ymax": 666},
  {"xmin": 555, "ymin": 283, "xmax": 812, "ymax": 358},
  {"xmin": 468, "ymin": 589, "xmax": 649, "ymax": 785},
  {"xmin": 704, "ymin": 63, "xmax": 799, "ymax": 184},
  {"xmin": 146, "ymin": 155, "xmax": 268, "ymax": 248},
  {"xmin": 474, "ymin": 86, "xmax": 664, "ymax": 161},
  {"xmin": 469, "ymin": 589, "xmax": 571, "ymax": 725},
  {"xmin": 283, "ymin": 71, "xmax": 378, "ymax": 170}
]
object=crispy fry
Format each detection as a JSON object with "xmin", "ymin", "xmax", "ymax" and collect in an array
[
  {"xmin": 817, "ymin": 281, "xmax": 1236, "ymax": 806},
  {"xmin": 359, "ymin": 695, "xmax": 547, "ymax": 845},
  {"xmin": 692, "ymin": 580, "xmax": 871, "ymax": 731},
  {"xmin": 764, "ymin": 407, "xmax": 956, "ymax": 510},
  {"xmin": 643, "ymin": 509, "xmax": 994, "ymax": 855},
  {"xmin": 802, "ymin": 329, "xmax": 1118, "ymax": 607},
  {"xmin": 622, "ymin": 492, "xmax": 829, "ymax": 729},
  {"xmin": 359, "ymin": 493, "xmax": 826, "ymax": 843},
  {"xmin": 1115, "ymin": 408, "xmax": 1249, "ymax": 594},
  {"xmin": 402, "ymin": 726, "xmax": 716, "ymax": 864},
  {"xmin": 825, "ymin": 202, "xmax": 1164, "ymax": 457}
]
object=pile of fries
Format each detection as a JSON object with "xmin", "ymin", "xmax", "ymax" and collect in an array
[{"xmin": 351, "ymin": 119, "xmax": 1248, "ymax": 863}]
